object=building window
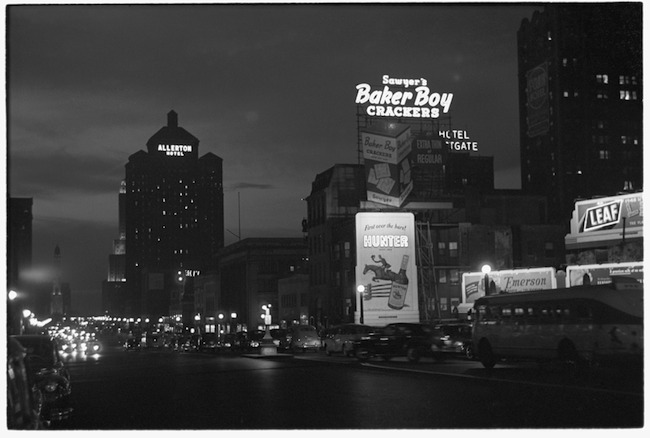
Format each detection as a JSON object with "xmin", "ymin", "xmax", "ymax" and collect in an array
[
  {"xmin": 438, "ymin": 270, "xmax": 447, "ymax": 284},
  {"xmin": 438, "ymin": 242, "xmax": 446, "ymax": 256},
  {"xmin": 449, "ymin": 242, "xmax": 458, "ymax": 258},
  {"xmin": 449, "ymin": 269, "xmax": 460, "ymax": 285},
  {"xmin": 344, "ymin": 242, "xmax": 351, "ymax": 259},
  {"xmin": 545, "ymin": 242, "xmax": 554, "ymax": 258},
  {"xmin": 596, "ymin": 74, "xmax": 608, "ymax": 84},
  {"xmin": 599, "ymin": 150, "xmax": 610, "ymax": 160}
]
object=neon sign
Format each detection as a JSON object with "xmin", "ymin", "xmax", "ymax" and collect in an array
[
  {"xmin": 158, "ymin": 144, "xmax": 193, "ymax": 157},
  {"xmin": 355, "ymin": 75, "xmax": 453, "ymax": 119}
]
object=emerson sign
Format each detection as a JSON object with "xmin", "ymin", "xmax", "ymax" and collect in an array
[{"xmin": 355, "ymin": 75, "xmax": 453, "ymax": 119}]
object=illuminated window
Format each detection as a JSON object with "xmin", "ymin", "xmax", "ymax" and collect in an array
[
  {"xmin": 438, "ymin": 242, "xmax": 446, "ymax": 256},
  {"xmin": 621, "ymin": 136, "xmax": 628, "ymax": 144},
  {"xmin": 449, "ymin": 269, "xmax": 460, "ymax": 285},
  {"xmin": 596, "ymin": 74, "xmax": 608, "ymax": 84},
  {"xmin": 562, "ymin": 58, "xmax": 568, "ymax": 67},
  {"xmin": 449, "ymin": 242, "xmax": 458, "ymax": 258},
  {"xmin": 344, "ymin": 242, "xmax": 351, "ymax": 258},
  {"xmin": 563, "ymin": 91, "xmax": 569, "ymax": 98},
  {"xmin": 599, "ymin": 150, "xmax": 610, "ymax": 160}
]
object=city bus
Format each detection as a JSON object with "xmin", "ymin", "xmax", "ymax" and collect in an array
[{"xmin": 472, "ymin": 277, "xmax": 643, "ymax": 369}]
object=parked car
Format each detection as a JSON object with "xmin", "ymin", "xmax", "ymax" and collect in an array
[
  {"xmin": 270, "ymin": 329, "xmax": 289, "ymax": 350},
  {"xmin": 430, "ymin": 322, "xmax": 474, "ymax": 360},
  {"xmin": 124, "ymin": 337, "xmax": 141, "ymax": 351},
  {"xmin": 12, "ymin": 335, "xmax": 73, "ymax": 425},
  {"xmin": 287, "ymin": 325, "xmax": 320, "ymax": 352},
  {"xmin": 324, "ymin": 324, "xmax": 375, "ymax": 356},
  {"xmin": 7, "ymin": 337, "xmax": 42, "ymax": 429},
  {"xmin": 246, "ymin": 330, "xmax": 267, "ymax": 350},
  {"xmin": 352, "ymin": 323, "xmax": 437, "ymax": 362}
]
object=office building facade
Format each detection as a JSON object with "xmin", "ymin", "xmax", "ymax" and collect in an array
[
  {"xmin": 517, "ymin": 4, "xmax": 642, "ymax": 224},
  {"xmin": 124, "ymin": 110, "xmax": 224, "ymax": 317}
]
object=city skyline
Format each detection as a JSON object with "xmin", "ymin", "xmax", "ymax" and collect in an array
[{"xmin": 6, "ymin": 3, "xmax": 541, "ymax": 314}]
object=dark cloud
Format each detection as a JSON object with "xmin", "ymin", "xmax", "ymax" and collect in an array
[
  {"xmin": 8, "ymin": 149, "xmax": 124, "ymax": 198},
  {"xmin": 227, "ymin": 182, "xmax": 275, "ymax": 191}
]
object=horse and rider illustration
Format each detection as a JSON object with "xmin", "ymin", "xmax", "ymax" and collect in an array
[{"xmin": 362, "ymin": 255, "xmax": 399, "ymax": 282}]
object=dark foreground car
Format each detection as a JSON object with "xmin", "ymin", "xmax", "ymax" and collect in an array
[
  {"xmin": 352, "ymin": 323, "xmax": 437, "ymax": 362},
  {"xmin": 12, "ymin": 335, "xmax": 73, "ymax": 425},
  {"xmin": 7, "ymin": 337, "xmax": 42, "ymax": 429},
  {"xmin": 430, "ymin": 322, "xmax": 474, "ymax": 359}
]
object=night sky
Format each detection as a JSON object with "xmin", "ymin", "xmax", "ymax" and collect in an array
[{"xmin": 6, "ymin": 2, "xmax": 541, "ymax": 314}]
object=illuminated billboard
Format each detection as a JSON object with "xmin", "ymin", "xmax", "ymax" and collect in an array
[
  {"xmin": 566, "ymin": 262, "xmax": 643, "ymax": 287},
  {"xmin": 355, "ymin": 212, "xmax": 419, "ymax": 324},
  {"xmin": 360, "ymin": 122, "xmax": 413, "ymax": 207},
  {"xmin": 461, "ymin": 267, "xmax": 557, "ymax": 305},
  {"xmin": 355, "ymin": 75, "xmax": 453, "ymax": 119},
  {"xmin": 565, "ymin": 192, "xmax": 643, "ymax": 250}
]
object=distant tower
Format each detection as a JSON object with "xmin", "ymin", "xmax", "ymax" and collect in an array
[{"xmin": 51, "ymin": 245, "xmax": 64, "ymax": 319}]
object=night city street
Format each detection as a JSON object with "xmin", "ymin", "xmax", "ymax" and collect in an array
[
  {"xmin": 6, "ymin": 3, "xmax": 644, "ymax": 434},
  {"xmin": 55, "ymin": 345, "xmax": 642, "ymax": 430}
]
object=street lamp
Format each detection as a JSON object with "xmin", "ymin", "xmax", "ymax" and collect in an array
[
  {"xmin": 260, "ymin": 304, "xmax": 276, "ymax": 355},
  {"xmin": 230, "ymin": 312, "xmax": 237, "ymax": 334},
  {"xmin": 481, "ymin": 264, "xmax": 492, "ymax": 296},
  {"xmin": 357, "ymin": 285, "xmax": 366, "ymax": 324},
  {"xmin": 218, "ymin": 313, "xmax": 224, "ymax": 340}
]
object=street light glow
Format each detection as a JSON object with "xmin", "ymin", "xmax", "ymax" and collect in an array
[
  {"xmin": 481, "ymin": 264, "xmax": 492, "ymax": 274},
  {"xmin": 8, "ymin": 290, "xmax": 18, "ymax": 300},
  {"xmin": 357, "ymin": 284, "xmax": 366, "ymax": 294}
]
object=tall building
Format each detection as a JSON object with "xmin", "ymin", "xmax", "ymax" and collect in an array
[
  {"xmin": 125, "ymin": 110, "xmax": 224, "ymax": 317},
  {"xmin": 7, "ymin": 198, "xmax": 33, "ymax": 333},
  {"xmin": 102, "ymin": 181, "xmax": 127, "ymax": 316},
  {"xmin": 517, "ymin": 4, "xmax": 642, "ymax": 224},
  {"xmin": 7, "ymin": 198, "xmax": 32, "ymax": 292}
]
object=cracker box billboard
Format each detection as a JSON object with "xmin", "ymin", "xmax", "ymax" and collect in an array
[
  {"xmin": 360, "ymin": 122, "xmax": 413, "ymax": 207},
  {"xmin": 356, "ymin": 212, "xmax": 419, "ymax": 324}
]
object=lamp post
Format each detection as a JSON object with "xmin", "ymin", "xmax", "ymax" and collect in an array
[
  {"xmin": 357, "ymin": 285, "xmax": 366, "ymax": 324},
  {"xmin": 218, "ymin": 313, "xmax": 224, "ymax": 341},
  {"xmin": 230, "ymin": 312, "xmax": 237, "ymax": 334},
  {"xmin": 481, "ymin": 264, "xmax": 492, "ymax": 296},
  {"xmin": 8, "ymin": 290, "xmax": 19, "ymax": 335},
  {"xmin": 260, "ymin": 304, "xmax": 277, "ymax": 355}
]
